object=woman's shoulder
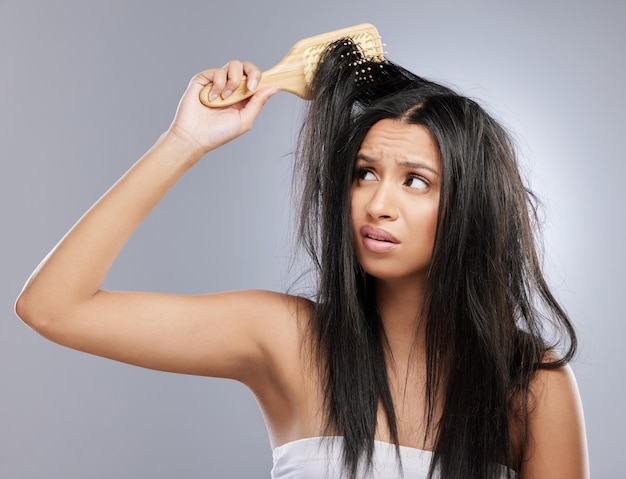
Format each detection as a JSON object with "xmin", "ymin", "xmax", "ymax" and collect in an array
[
  {"xmin": 233, "ymin": 289, "xmax": 313, "ymax": 311},
  {"xmin": 214, "ymin": 289, "xmax": 315, "ymax": 358},
  {"xmin": 237, "ymin": 289, "xmax": 315, "ymax": 330},
  {"xmin": 528, "ymin": 352, "xmax": 581, "ymax": 403},
  {"xmin": 521, "ymin": 355, "xmax": 589, "ymax": 477},
  {"xmin": 228, "ymin": 289, "xmax": 316, "ymax": 369}
]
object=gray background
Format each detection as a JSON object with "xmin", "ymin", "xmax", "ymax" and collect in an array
[{"xmin": 1, "ymin": 0, "xmax": 624, "ymax": 477}]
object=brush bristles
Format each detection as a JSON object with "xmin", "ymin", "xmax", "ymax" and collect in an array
[{"xmin": 303, "ymin": 33, "xmax": 385, "ymax": 85}]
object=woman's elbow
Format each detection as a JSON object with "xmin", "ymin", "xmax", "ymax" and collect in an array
[{"xmin": 15, "ymin": 285, "xmax": 57, "ymax": 336}]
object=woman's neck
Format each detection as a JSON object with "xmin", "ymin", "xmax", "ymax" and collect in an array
[{"xmin": 375, "ymin": 277, "xmax": 427, "ymax": 362}]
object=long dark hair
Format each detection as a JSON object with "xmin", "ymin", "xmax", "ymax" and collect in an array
[{"xmin": 294, "ymin": 39, "xmax": 577, "ymax": 478}]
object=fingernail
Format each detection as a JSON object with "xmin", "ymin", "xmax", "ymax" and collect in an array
[
  {"xmin": 248, "ymin": 78, "xmax": 258, "ymax": 91},
  {"xmin": 222, "ymin": 89, "xmax": 232, "ymax": 99},
  {"xmin": 209, "ymin": 91, "xmax": 218, "ymax": 102}
]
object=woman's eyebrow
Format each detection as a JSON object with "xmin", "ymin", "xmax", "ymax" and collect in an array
[
  {"xmin": 398, "ymin": 160, "xmax": 440, "ymax": 176},
  {"xmin": 356, "ymin": 154, "xmax": 439, "ymax": 176},
  {"xmin": 355, "ymin": 153, "xmax": 377, "ymax": 163}
]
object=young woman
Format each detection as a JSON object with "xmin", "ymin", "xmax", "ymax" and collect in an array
[{"xmin": 16, "ymin": 41, "xmax": 588, "ymax": 478}]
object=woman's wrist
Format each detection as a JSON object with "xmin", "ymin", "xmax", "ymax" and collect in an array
[{"xmin": 157, "ymin": 128, "xmax": 210, "ymax": 169}]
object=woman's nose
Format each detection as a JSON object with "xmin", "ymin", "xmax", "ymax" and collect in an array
[{"xmin": 365, "ymin": 182, "xmax": 398, "ymax": 220}]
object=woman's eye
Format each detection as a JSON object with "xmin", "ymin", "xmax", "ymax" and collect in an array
[
  {"xmin": 406, "ymin": 175, "xmax": 428, "ymax": 190},
  {"xmin": 357, "ymin": 169, "xmax": 376, "ymax": 181}
]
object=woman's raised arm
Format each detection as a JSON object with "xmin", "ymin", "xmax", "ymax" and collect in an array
[{"xmin": 14, "ymin": 63, "xmax": 290, "ymax": 385}]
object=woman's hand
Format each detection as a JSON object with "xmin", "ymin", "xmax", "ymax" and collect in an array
[{"xmin": 166, "ymin": 61, "xmax": 278, "ymax": 157}]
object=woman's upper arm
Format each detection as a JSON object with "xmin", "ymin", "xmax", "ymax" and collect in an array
[
  {"xmin": 24, "ymin": 288, "xmax": 305, "ymax": 384},
  {"xmin": 520, "ymin": 363, "xmax": 590, "ymax": 478}
]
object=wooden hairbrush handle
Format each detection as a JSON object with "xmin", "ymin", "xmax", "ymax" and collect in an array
[
  {"xmin": 199, "ymin": 57, "xmax": 309, "ymax": 107},
  {"xmin": 198, "ymin": 76, "xmax": 257, "ymax": 107}
]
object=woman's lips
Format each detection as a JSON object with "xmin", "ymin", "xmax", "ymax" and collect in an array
[{"xmin": 360, "ymin": 225, "xmax": 399, "ymax": 253}]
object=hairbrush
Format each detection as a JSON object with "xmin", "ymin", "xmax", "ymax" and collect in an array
[{"xmin": 199, "ymin": 23, "xmax": 384, "ymax": 107}]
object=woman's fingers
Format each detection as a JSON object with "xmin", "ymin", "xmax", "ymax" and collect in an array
[
  {"xmin": 200, "ymin": 60, "xmax": 256, "ymax": 102},
  {"xmin": 204, "ymin": 60, "xmax": 262, "ymax": 102},
  {"xmin": 221, "ymin": 60, "xmax": 244, "ymax": 99},
  {"xmin": 206, "ymin": 66, "xmax": 226, "ymax": 101},
  {"xmin": 242, "ymin": 61, "xmax": 261, "ymax": 92}
]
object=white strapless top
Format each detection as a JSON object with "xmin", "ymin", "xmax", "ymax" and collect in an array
[{"xmin": 271, "ymin": 436, "xmax": 515, "ymax": 478}]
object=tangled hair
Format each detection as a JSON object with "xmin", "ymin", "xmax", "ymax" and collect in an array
[{"xmin": 294, "ymin": 39, "xmax": 577, "ymax": 478}]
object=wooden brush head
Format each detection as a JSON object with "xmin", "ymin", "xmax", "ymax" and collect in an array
[{"xmin": 199, "ymin": 23, "xmax": 384, "ymax": 107}]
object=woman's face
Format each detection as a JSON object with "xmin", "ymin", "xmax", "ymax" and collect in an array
[{"xmin": 351, "ymin": 118, "xmax": 441, "ymax": 285}]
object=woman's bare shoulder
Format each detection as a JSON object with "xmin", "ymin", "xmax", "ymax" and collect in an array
[
  {"xmin": 234, "ymin": 289, "xmax": 316, "ymax": 370},
  {"xmin": 237, "ymin": 289, "xmax": 314, "ymax": 330},
  {"xmin": 520, "ymin": 357, "xmax": 589, "ymax": 478}
]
